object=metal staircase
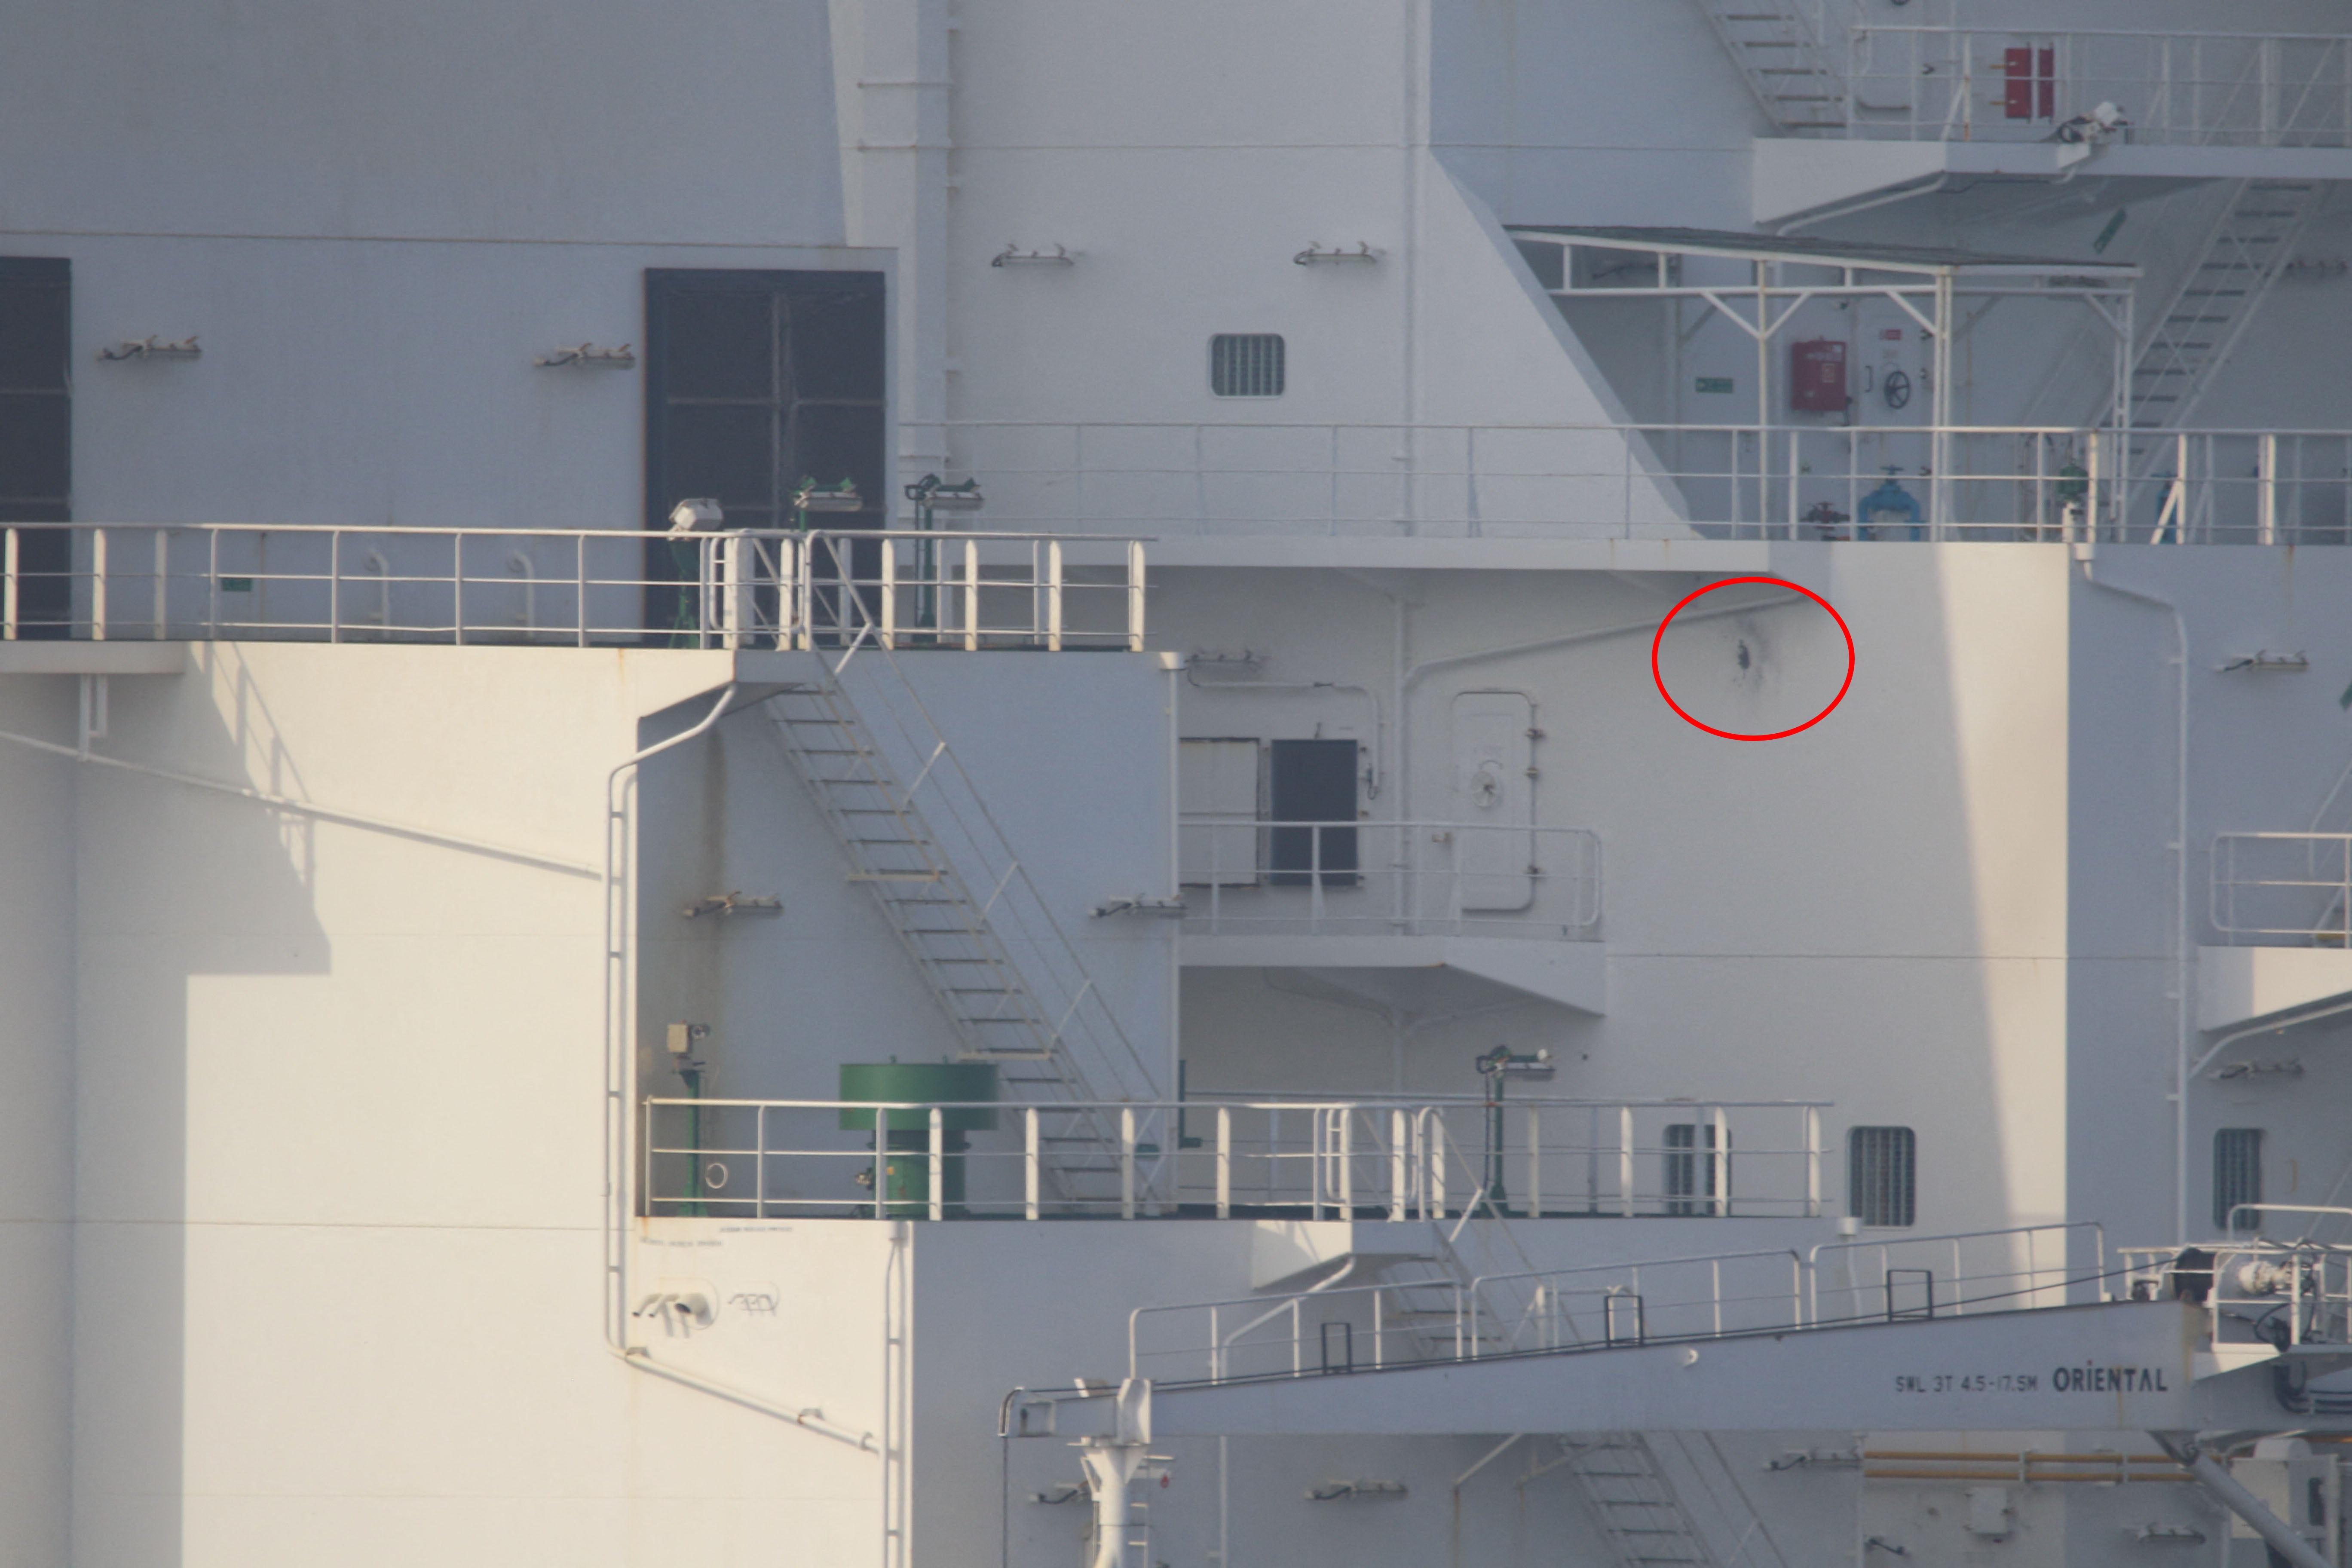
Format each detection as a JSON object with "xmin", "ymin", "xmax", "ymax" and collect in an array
[
  {"xmin": 1696, "ymin": 2, "xmax": 1848, "ymax": 134},
  {"xmin": 762, "ymin": 638, "xmax": 1158, "ymax": 1200},
  {"xmin": 1566, "ymin": 1435, "xmax": 1722, "ymax": 1568},
  {"xmin": 2131, "ymin": 178, "xmax": 2321, "ymax": 429},
  {"xmin": 1371, "ymin": 1193, "xmax": 1551, "ymax": 1362}
]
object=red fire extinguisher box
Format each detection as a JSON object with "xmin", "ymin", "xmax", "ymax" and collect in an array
[{"xmin": 1790, "ymin": 338, "xmax": 1847, "ymax": 413}]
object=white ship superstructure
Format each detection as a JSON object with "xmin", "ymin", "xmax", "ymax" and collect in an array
[{"xmin": 7, "ymin": 3, "xmax": 2352, "ymax": 1565}]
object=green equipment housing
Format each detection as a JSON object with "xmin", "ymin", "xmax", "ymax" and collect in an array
[{"xmin": 838, "ymin": 1062, "xmax": 999, "ymax": 1217}]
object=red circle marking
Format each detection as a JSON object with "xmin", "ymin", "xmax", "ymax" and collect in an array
[{"xmin": 1650, "ymin": 577, "xmax": 1854, "ymax": 741}]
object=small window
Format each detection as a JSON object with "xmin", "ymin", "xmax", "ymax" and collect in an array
[
  {"xmin": 1849, "ymin": 1127, "xmax": 1916, "ymax": 1228},
  {"xmin": 1210, "ymin": 334, "xmax": 1284, "ymax": 398},
  {"xmin": 1665, "ymin": 1123, "xmax": 1730, "ymax": 1217},
  {"xmin": 2215, "ymin": 1128, "xmax": 2264, "ymax": 1231}
]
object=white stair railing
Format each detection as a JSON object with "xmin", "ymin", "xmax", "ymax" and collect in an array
[
  {"xmin": 1696, "ymin": 0, "xmax": 1849, "ymax": 135},
  {"xmin": 1566, "ymin": 1435, "xmax": 1722, "ymax": 1568},
  {"xmin": 2128, "ymin": 178, "xmax": 2321, "ymax": 431},
  {"xmin": 763, "ymin": 633, "xmax": 1160, "ymax": 1199}
]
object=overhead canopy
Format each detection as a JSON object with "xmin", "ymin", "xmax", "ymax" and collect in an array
[
  {"xmin": 1505, "ymin": 224, "xmax": 2143, "ymax": 473},
  {"xmin": 1507, "ymin": 224, "xmax": 2139, "ymax": 281}
]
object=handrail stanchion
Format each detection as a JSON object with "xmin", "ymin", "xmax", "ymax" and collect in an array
[
  {"xmin": 3, "ymin": 527, "xmax": 16, "ymax": 640},
  {"xmin": 2248, "ymin": 432, "xmax": 2267, "ymax": 544},
  {"xmin": 1805, "ymin": 1106, "xmax": 1822, "ymax": 1218},
  {"xmin": 873, "ymin": 1106, "xmax": 889, "ymax": 1221},
  {"xmin": 1045, "ymin": 538, "xmax": 1063, "ymax": 652},
  {"xmin": 962, "ymin": 538, "xmax": 980, "ymax": 652},
  {"xmin": 1338, "ymin": 1108, "xmax": 1354, "ymax": 1216},
  {"xmin": 1389, "ymin": 1108, "xmax": 1408, "ymax": 1222},
  {"xmin": 928, "ymin": 1108, "xmax": 944, "ymax": 1222},
  {"xmin": 1025, "ymin": 1108, "xmax": 1041, "ymax": 1220},
  {"xmin": 1121, "ymin": 1106, "xmax": 1137, "ymax": 1220},
  {"xmin": 1587, "ymin": 1105, "xmax": 1601, "ymax": 1214},
  {"xmin": 1126, "ymin": 539, "xmax": 1145, "ymax": 653},
  {"xmin": 2292, "ymin": 1249, "xmax": 2305, "ymax": 1345},
  {"xmin": 1216, "ymin": 1106, "xmax": 1232, "ymax": 1219},
  {"xmin": 1317, "ymin": 1109, "xmax": 1336, "ymax": 1222},
  {"xmin": 1710, "ymin": 1105, "xmax": 1729, "ymax": 1217},
  {"xmin": 1620, "ymin": 1105, "xmax": 1636, "ymax": 1218},
  {"xmin": 154, "ymin": 530, "xmax": 169, "ymax": 642},
  {"xmin": 797, "ymin": 536, "xmax": 816, "ymax": 652},
  {"xmin": 1431, "ymin": 1112, "xmax": 1447, "ymax": 1219},
  {"xmin": 92, "ymin": 528, "xmax": 107, "ymax": 641},
  {"xmin": 1526, "ymin": 1104, "xmax": 1541, "ymax": 1221}
]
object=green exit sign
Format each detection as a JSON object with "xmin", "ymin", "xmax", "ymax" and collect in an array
[{"xmin": 1695, "ymin": 376, "xmax": 1735, "ymax": 394}]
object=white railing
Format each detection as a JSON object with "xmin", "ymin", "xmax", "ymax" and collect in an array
[
  {"xmin": 2211, "ymin": 832, "xmax": 2352, "ymax": 945},
  {"xmin": 2122, "ymin": 1225, "xmax": 2352, "ymax": 1360},
  {"xmin": 0, "ymin": 523, "xmax": 1146, "ymax": 650},
  {"xmin": 1178, "ymin": 818, "xmax": 1602, "ymax": 939},
  {"xmin": 936, "ymin": 421, "xmax": 2352, "ymax": 543},
  {"xmin": 1127, "ymin": 1222, "xmax": 2107, "ymax": 1384},
  {"xmin": 641, "ymin": 1096, "xmax": 1827, "ymax": 1222},
  {"xmin": 1806, "ymin": 1221, "xmax": 2103, "ymax": 1327},
  {"xmin": 1843, "ymin": 29, "xmax": 2352, "ymax": 147}
]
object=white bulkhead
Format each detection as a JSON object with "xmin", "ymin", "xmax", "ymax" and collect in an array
[{"xmin": 6, "ymin": 0, "xmax": 2352, "ymax": 1565}]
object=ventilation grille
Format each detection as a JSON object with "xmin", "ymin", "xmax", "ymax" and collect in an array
[
  {"xmin": 1849, "ymin": 1125, "xmax": 1916, "ymax": 1228},
  {"xmin": 2214, "ymin": 1127, "xmax": 2263, "ymax": 1231},
  {"xmin": 1210, "ymin": 334, "xmax": 1284, "ymax": 398}
]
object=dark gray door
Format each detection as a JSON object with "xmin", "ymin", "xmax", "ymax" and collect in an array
[
  {"xmin": 0, "ymin": 258, "xmax": 70, "ymax": 637},
  {"xmin": 643, "ymin": 269, "xmax": 885, "ymax": 639},
  {"xmin": 1268, "ymin": 738, "xmax": 1358, "ymax": 887}
]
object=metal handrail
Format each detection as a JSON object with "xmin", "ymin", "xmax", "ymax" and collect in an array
[
  {"xmin": 2121, "ymin": 1235, "xmax": 2352, "ymax": 1354},
  {"xmin": 2211, "ymin": 831, "xmax": 2352, "ymax": 943},
  {"xmin": 0, "ymin": 522, "xmax": 1147, "ymax": 649},
  {"xmin": 1178, "ymin": 817, "xmax": 1603, "ymax": 938},
  {"xmin": 934, "ymin": 420, "xmax": 2352, "ymax": 543},
  {"xmin": 1462, "ymin": 1247, "xmax": 1811, "ymax": 1357},
  {"xmin": 1809, "ymin": 1222, "xmax": 2105, "ymax": 1325},
  {"xmin": 1130, "ymin": 1221, "xmax": 2119, "ymax": 1386},
  {"xmin": 640, "ymin": 1095, "xmax": 1831, "ymax": 1223},
  {"xmin": 1841, "ymin": 27, "xmax": 2352, "ymax": 147}
]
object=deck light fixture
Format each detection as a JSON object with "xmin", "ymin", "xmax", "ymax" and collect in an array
[
  {"xmin": 1294, "ymin": 242, "xmax": 1379, "ymax": 266},
  {"xmin": 904, "ymin": 474, "xmax": 984, "ymax": 518},
  {"xmin": 791, "ymin": 478, "xmax": 863, "ymax": 528},
  {"xmin": 992, "ymin": 244, "xmax": 1074, "ymax": 267},
  {"xmin": 903, "ymin": 475, "xmax": 981, "ymax": 632},
  {"xmin": 534, "ymin": 343, "xmax": 636, "ymax": 369},
  {"xmin": 97, "ymin": 334, "xmax": 200, "ymax": 362}
]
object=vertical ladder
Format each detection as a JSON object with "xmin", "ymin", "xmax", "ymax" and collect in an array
[
  {"xmin": 2131, "ymin": 179, "xmax": 2321, "ymax": 429},
  {"xmin": 1568, "ymin": 1436, "xmax": 1722, "ymax": 1568},
  {"xmin": 763, "ymin": 646, "xmax": 1154, "ymax": 1201},
  {"xmin": 1695, "ymin": 2, "xmax": 1848, "ymax": 134}
]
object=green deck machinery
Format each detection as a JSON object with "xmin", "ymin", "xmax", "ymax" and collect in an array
[{"xmin": 839, "ymin": 1062, "xmax": 999, "ymax": 1218}]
